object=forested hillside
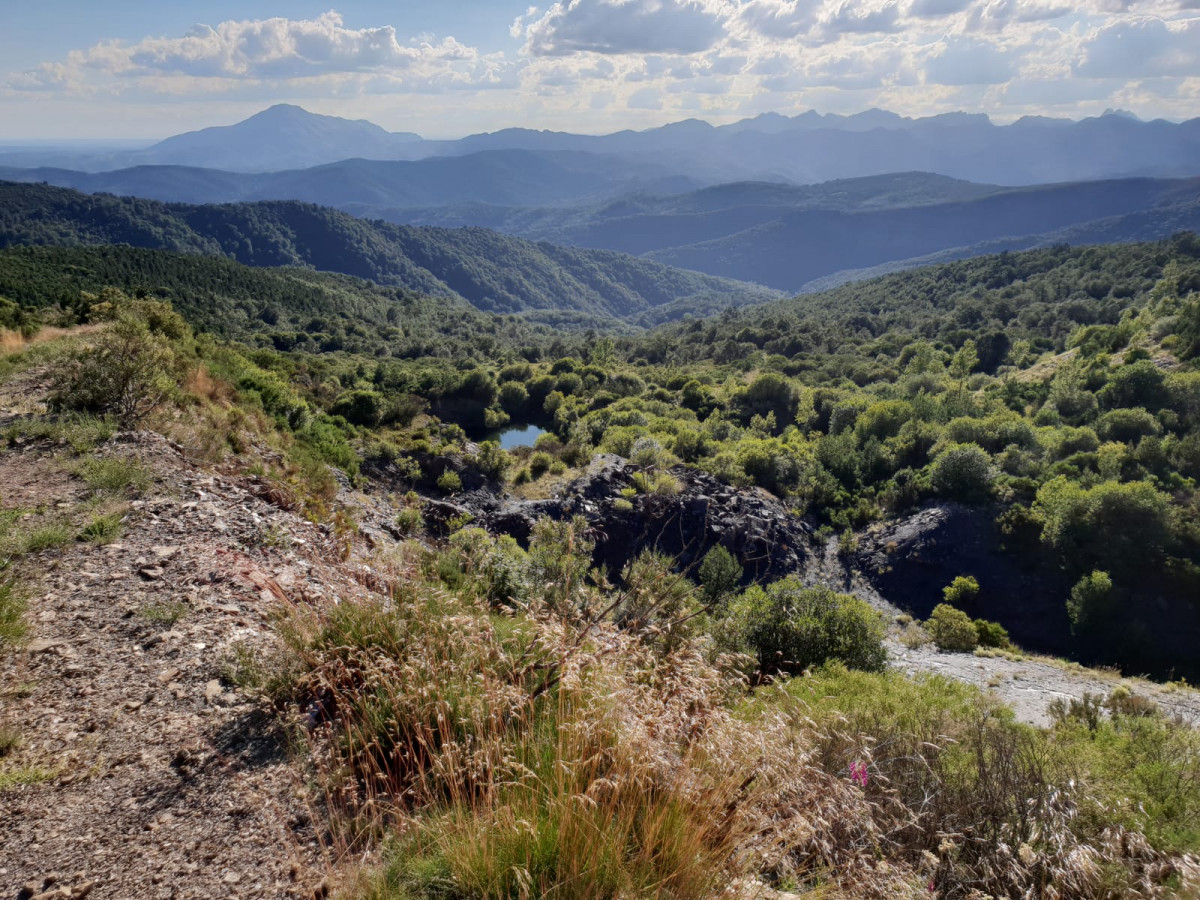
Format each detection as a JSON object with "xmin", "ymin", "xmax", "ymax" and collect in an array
[
  {"xmin": 0, "ymin": 245, "xmax": 555, "ymax": 359},
  {"xmin": 0, "ymin": 182, "xmax": 776, "ymax": 320}
]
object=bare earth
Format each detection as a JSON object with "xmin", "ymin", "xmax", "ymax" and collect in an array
[{"xmin": 0, "ymin": 429, "xmax": 383, "ymax": 900}]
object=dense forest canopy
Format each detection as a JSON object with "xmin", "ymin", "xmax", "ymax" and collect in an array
[{"xmin": 0, "ymin": 181, "xmax": 779, "ymax": 323}]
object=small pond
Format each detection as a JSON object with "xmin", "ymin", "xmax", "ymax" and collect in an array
[{"xmin": 489, "ymin": 423, "xmax": 548, "ymax": 450}]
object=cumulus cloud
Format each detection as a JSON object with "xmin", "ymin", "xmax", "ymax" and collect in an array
[
  {"xmin": 8, "ymin": 11, "xmax": 508, "ymax": 95},
  {"xmin": 523, "ymin": 0, "xmax": 729, "ymax": 56},
  {"xmin": 5, "ymin": 1, "xmax": 1200, "ymax": 134}
]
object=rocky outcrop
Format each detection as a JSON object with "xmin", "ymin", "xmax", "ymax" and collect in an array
[
  {"xmin": 852, "ymin": 501, "xmax": 1075, "ymax": 654},
  {"xmin": 480, "ymin": 455, "xmax": 816, "ymax": 582}
]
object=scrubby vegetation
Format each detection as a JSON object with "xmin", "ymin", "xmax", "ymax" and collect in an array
[
  {"xmin": 5, "ymin": 235, "xmax": 1200, "ymax": 675},
  {"xmin": 4, "ymin": 230, "xmax": 1200, "ymax": 896}
]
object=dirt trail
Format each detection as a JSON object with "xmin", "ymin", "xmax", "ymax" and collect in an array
[{"xmin": 0, "ymin": 429, "xmax": 383, "ymax": 899}]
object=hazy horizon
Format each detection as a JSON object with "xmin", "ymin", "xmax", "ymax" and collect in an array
[{"xmin": 2, "ymin": 2, "xmax": 1198, "ymax": 140}]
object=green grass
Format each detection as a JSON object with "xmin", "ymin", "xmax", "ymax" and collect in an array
[
  {"xmin": 75, "ymin": 456, "xmax": 150, "ymax": 496},
  {"xmin": 0, "ymin": 764, "xmax": 56, "ymax": 791},
  {"xmin": 78, "ymin": 510, "xmax": 123, "ymax": 544},
  {"xmin": 20, "ymin": 522, "xmax": 73, "ymax": 554},
  {"xmin": 758, "ymin": 665, "xmax": 1200, "ymax": 856},
  {"xmin": 0, "ymin": 579, "xmax": 27, "ymax": 654},
  {"xmin": 0, "ymin": 727, "xmax": 21, "ymax": 758},
  {"xmin": 1, "ymin": 413, "xmax": 116, "ymax": 454},
  {"xmin": 1050, "ymin": 709, "xmax": 1200, "ymax": 854}
]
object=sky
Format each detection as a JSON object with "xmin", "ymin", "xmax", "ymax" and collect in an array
[{"xmin": 1, "ymin": 1, "xmax": 1198, "ymax": 140}]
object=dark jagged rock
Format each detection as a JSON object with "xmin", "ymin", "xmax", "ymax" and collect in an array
[
  {"xmin": 853, "ymin": 501, "xmax": 1075, "ymax": 654},
  {"xmin": 477, "ymin": 455, "xmax": 815, "ymax": 582}
]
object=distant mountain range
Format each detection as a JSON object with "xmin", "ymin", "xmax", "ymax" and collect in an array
[
  {"xmin": 3, "ymin": 104, "xmax": 1200, "ymax": 186},
  {"xmin": 0, "ymin": 149, "xmax": 701, "ymax": 210},
  {"xmin": 0, "ymin": 182, "xmax": 778, "ymax": 323},
  {"xmin": 4, "ymin": 104, "xmax": 1200, "ymax": 303},
  {"xmin": 5, "ymin": 167, "xmax": 1198, "ymax": 294}
]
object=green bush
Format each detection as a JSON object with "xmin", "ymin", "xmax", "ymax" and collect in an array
[
  {"xmin": 330, "ymin": 389, "xmax": 385, "ymax": 426},
  {"xmin": 395, "ymin": 506, "xmax": 425, "ymax": 536},
  {"xmin": 931, "ymin": 443, "xmax": 994, "ymax": 503},
  {"xmin": 528, "ymin": 451, "xmax": 554, "ymax": 478},
  {"xmin": 50, "ymin": 314, "xmax": 176, "ymax": 426},
  {"xmin": 926, "ymin": 603, "xmax": 979, "ymax": 652},
  {"xmin": 698, "ymin": 545, "xmax": 742, "ymax": 609},
  {"xmin": 1096, "ymin": 407, "xmax": 1161, "ymax": 443},
  {"xmin": 942, "ymin": 575, "xmax": 980, "ymax": 606},
  {"xmin": 0, "ymin": 579, "xmax": 27, "ymax": 655},
  {"xmin": 436, "ymin": 470, "xmax": 462, "ymax": 494},
  {"xmin": 733, "ymin": 580, "xmax": 886, "ymax": 675},
  {"xmin": 973, "ymin": 618, "xmax": 1011, "ymax": 649}
]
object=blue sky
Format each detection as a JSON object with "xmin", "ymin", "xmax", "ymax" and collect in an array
[{"xmin": 2, "ymin": 1, "xmax": 1198, "ymax": 140}]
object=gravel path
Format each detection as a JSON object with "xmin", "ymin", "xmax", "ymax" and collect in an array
[{"xmin": 809, "ymin": 537, "xmax": 1200, "ymax": 727}]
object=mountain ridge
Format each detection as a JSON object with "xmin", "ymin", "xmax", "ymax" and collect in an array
[{"xmin": 0, "ymin": 181, "xmax": 778, "ymax": 321}]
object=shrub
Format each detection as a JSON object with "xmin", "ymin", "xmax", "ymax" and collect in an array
[
  {"xmin": 395, "ymin": 506, "xmax": 425, "ymax": 536},
  {"xmin": 942, "ymin": 574, "xmax": 980, "ymax": 606},
  {"xmin": 734, "ymin": 580, "xmax": 886, "ymax": 675},
  {"xmin": 926, "ymin": 603, "xmax": 979, "ymax": 652},
  {"xmin": 698, "ymin": 545, "xmax": 742, "ymax": 609},
  {"xmin": 973, "ymin": 618, "xmax": 1011, "ymax": 649},
  {"xmin": 330, "ymin": 389, "xmax": 385, "ymax": 426},
  {"xmin": 50, "ymin": 314, "xmax": 176, "ymax": 426},
  {"xmin": 528, "ymin": 451, "xmax": 554, "ymax": 478},
  {"xmin": 473, "ymin": 440, "xmax": 510, "ymax": 481},
  {"xmin": 931, "ymin": 443, "xmax": 994, "ymax": 503},
  {"xmin": 1096, "ymin": 407, "xmax": 1161, "ymax": 443},
  {"xmin": 436, "ymin": 470, "xmax": 462, "ymax": 494}
]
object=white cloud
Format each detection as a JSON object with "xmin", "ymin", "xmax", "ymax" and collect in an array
[
  {"xmin": 523, "ymin": 0, "xmax": 730, "ymax": 56},
  {"xmin": 4, "ymin": 2, "xmax": 1200, "ymax": 137},
  {"xmin": 924, "ymin": 36, "xmax": 1018, "ymax": 84},
  {"xmin": 7, "ymin": 11, "xmax": 510, "ymax": 96}
]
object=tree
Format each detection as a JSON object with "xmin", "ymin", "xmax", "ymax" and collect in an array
[
  {"xmin": 698, "ymin": 545, "xmax": 742, "ymax": 610},
  {"xmin": 931, "ymin": 443, "xmax": 994, "ymax": 503},
  {"xmin": 733, "ymin": 373, "xmax": 799, "ymax": 432},
  {"xmin": 1067, "ymin": 570, "xmax": 1116, "ymax": 635},
  {"xmin": 943, "ymin": 575, "xmax": 980, "ymax": 606},
  {"xmin": 1036, "ymin": 478, "xmax": 1172, "ymax": 573}
]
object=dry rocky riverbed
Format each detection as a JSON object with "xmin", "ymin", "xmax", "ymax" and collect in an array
[{"xmin": 4, "ymin": 400, "xmax": 1200, "ymax": 897}]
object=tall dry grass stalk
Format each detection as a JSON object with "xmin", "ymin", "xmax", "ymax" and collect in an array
[{"xmin": 270, "ymin": 549, "xmax": 1197, "ymax": 900}]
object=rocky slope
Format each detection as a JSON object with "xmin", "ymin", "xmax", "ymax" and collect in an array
[{"xmin": 0, "ymin": 424, "xmax": 390, "ymax": 898}]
